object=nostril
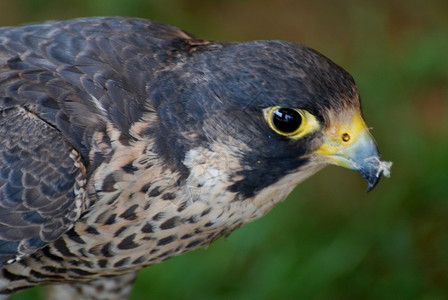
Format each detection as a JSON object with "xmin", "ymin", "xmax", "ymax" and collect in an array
[{"xmin": 342, "ymin": 133, "xmax": 351, "ymax": 142}]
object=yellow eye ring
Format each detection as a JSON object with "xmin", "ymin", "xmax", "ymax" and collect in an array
[{"xmin": 264, "ymin": 106, "xmax": 320, "ymax": 138}]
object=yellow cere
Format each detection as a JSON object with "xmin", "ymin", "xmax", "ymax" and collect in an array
[
  {"xmin": 264, "ymin": 106, "xmax": 321, "ymax": 139},
  {"xmin": 315, "ymin": 113, "xmax": 368, "ymax": 156}
]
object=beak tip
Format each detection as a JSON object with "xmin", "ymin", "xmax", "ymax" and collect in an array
[
  {"xmin": 361, "ymin": 159, "xmax": 392, "ymax": 193},
  {"xmin": 365, "ymin": 175, "xmax": 381, "ymax": 193}
]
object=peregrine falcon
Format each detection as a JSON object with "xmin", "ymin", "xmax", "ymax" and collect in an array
[{"xmin": 0, "ymin": 17, "xmax": 391, "ymax": 299}]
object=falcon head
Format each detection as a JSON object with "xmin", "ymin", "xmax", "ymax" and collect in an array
[{"xmin": 142, "ymin": 39, "xmax": 391, "ymax": 209}]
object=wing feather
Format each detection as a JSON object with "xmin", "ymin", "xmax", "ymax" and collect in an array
[{"xmin": 0, "ymin": 108, "xmax": 86, "ymax": 264}]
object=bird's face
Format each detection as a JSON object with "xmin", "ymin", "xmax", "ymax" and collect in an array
[
  {"xmin": 261, "ymin": 104, "xmax": 384, "ymax": 192},
  {"xmin": 148, "ymin": 40, "xmax": 390, "ymax": 209}
]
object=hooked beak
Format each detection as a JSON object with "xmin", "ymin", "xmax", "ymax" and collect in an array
[
  {"xmin": 316, "ymin": 114, "xmax": 391, "ymax": 192},
  {"xmin": 330, "ymin": 129, "xmax": 388, "ymax": 192}
]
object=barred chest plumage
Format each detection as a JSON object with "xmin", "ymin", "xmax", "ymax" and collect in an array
[{"xmin": 1, "ymin": 123, "xmax": 322, "ymax": 292}]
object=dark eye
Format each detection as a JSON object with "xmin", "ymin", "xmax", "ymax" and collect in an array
[
  {"xmin": 271, "ymin": 107, "xmax": 302, "ymax": 134},
  {"xmin": 265, "ymin": 106, "xmax": 319, "ymax": 138}
]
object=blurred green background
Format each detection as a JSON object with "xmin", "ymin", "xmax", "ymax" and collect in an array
[{"xmin": 1, "ymin": 0, "xmax": 447, "ymax": 299}]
